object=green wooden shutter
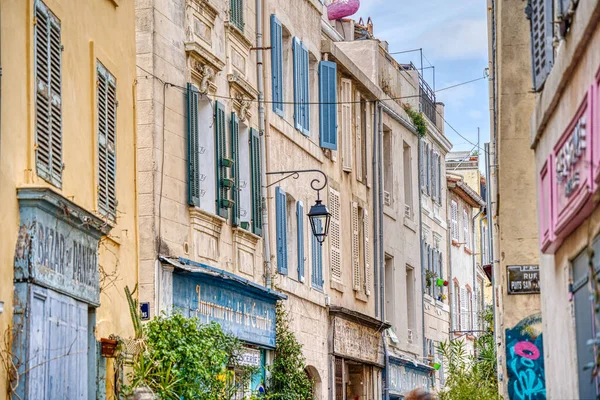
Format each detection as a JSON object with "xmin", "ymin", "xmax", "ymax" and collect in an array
[
  {"xmin": 97, "ymin": 63, "xmax": 118, "ymax": 220},
  {"xmin": 311, "ymin": 219, "xmax": 323, "ymax": 290},
  {"xmin": 231, "ymin": 112, "xmax": 240, "ymax": 226},
  {"xmin": 34, "ymin": 0, "xmax": 63, "ymax": 188},
  {"xmin": 297, "ymin": 201, "xmax": 305, "ymax": 282},
  {"xmin": 215, "ymin": 101, "xmax": 228, "ymax": 218},
  {"xmin": 187, "ymin": 83, "xmax": 200, "ymax": 206},
  {"xmin": 250, "ymin": 128, "xmax": 263, "ymax": 236},
  {"xmin": 230, "ymin": 0, "xmax": 244, "ymax": 31}
]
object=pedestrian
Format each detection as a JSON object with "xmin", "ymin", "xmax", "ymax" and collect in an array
[{"xmin": 405, "ymin": 388, "xmax": 436, "ymax": 400}]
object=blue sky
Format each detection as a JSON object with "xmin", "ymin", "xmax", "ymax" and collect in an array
[{"xmin": 350, "ymin": 0, "xmax": 490, "ymax": 154}]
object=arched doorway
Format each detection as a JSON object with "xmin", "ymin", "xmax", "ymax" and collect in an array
[{"xmin": 304, "ymin": 365, "xmax": 323, "ymax": 399}]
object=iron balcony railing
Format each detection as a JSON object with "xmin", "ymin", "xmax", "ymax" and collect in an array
[{"xmin": 419, "ymin": 74, "xmax": 436, "ymax": 125}]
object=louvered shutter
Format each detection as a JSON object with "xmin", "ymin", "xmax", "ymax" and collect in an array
[
  {"xmin": 529, "ymin": 0, "xmax": 554, "ymax": 91},
  {"xmin": 297, "ymin": 201, "xmax": 305, "ymax": 282},
  {"xmin": 187, "ymin": 83, "xmax": 200, "ymax": 206},
  {"xmin": 463, "ymin": 209, "xmax": 469, "ymax": 246},
  {"xmin": 363, "ymin": 209, "xmax": 371, "ymax": 296},
  {"xmin": 329, "ymin": 188, "xmax": 342, "ymax": 284},
  {"xmin": 35, "ymin": 0, "xmax": 63, "ymax": 187},
  {"xmin": 319, "ymin": 61, "xmax": 337, "ymax": 150},
  {"xmin": 301, "ymin": 42, "xmax": 310, "ymax": 134},
  {"xmin": 341, "ymin": 79, "xmax": 352, "ymax": 170},
  {"xmin": 421, "ymin": 238, "xmax": 426, "ymax": 290},
  {"xmin": 312, "ymin": 219, "xmax": 324, "ymax": 290},
  {"xmin": 250, "ymin": 128, "xmax": 262, "ymax": 236},
  {"xmin": 351, "ymin": 202, "xmax": 360, "ymax": 291},
  {"xmin": 97, "ymin": 63, "xmax": 118, "ymax": 220},
  {"xmin": 276, "ymin": 187, "xmax": 288, "ymax": 275},
  {"xmin": 433, "ymin": 250, "xmax": 439, "ymax": 298},
  {"xmin": 432, "ymin": 153, "xmax": 437, "ymax": 203},
  {"xmin": 460, "ymin": 288, "xmax": 468, "ymax": 331},
  {"xmin": 452, "ymin": 284, "xmax": 459, "ymax": 331},
  {"xmin": 271, "ymin": 15, "xmax": 283, "ymax": 116},
  {"xmin": 231, "ymin": 112, "xmax": 240, "ymax": 226},
  {"xmin": 420, "ymin": 141, "xmax": 425, "ymax": 192},
  {"xmin": 437, "ymin": 154, "xmax": 442, "ymax": 204},
  {"xmin": 355, "ymin": 91, "xmax": 363, "ymax": 182},
  {"xmin": 215, "ymin": 101, "xmax": 228, "ymax": 218},
  {"xmin": 293, "ymin": 38, "xmax": 301, "ymax": 131},
  {"xmin": 365, "ymin": 101, "xmax": 372, "ymax": 188},
  {"xmin": 451, "ymin": 201, "xmax": 458, "ymax": 240},
  {"xmin": 230, "ymin": 0, "xmax": 244, "ymax": 31}
]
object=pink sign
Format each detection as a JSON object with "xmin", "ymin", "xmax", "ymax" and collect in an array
[{"xmin": 327, "ymin": 0, "xmax": 360, "ymax": 20}]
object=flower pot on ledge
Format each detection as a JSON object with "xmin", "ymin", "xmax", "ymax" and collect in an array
[
  {"xmin": 221, "ymin": 199, "xmax": 235, "ymax": 209},
  {"xmin": 221, "ymin": 158, "xmax": 234, "ymax": 168},
  {"xmin": 221, "ymin": 178, "xmax": 235, "ymax": 189},
  {"xmin": 100, "ymin": 338, "xmax": 118, "ymax": 358}
]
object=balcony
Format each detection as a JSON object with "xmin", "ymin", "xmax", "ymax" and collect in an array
[{"xmin": 419, "ymin": 75, "xmax": 436, "ymax": 125}]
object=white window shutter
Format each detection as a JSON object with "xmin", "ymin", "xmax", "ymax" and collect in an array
[
  {"xmin": 460, "ymin": 288, "xmax": 468, "ymax": 331},
  {"xmin": 452, "ymin": 284, "xmax": 459, "ymax": 331},
  {"xmin": 351, "ymin": 201, "xmax": 360, "ymax": 291},
  {"xmin": 355, "ymin": 91, "xmax": 363, "ymax": 182},
  {"xmin": 329, "ymin": 188, "xmax": 342, "ymax": 284},
  {"xmin": 365, "ymin": 101, "xmax": 371, "ymax": 188},
  {"xmin": 341, "ymin": 79, "xmax": 352, "ymax": 171},
  {"xmin": 363, "ymin": 209, "xmax": 371, "ymax": 296}
]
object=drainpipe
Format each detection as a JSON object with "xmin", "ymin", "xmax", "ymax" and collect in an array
[
  {"xmin": 472, "ymin": 207, "xmax": 484, "ymax": 334},
  {"xmin": 255, "ymin": 0, "xmax": 271, "ymax": 289},
  {"xmin": 378, "ymin": 104, "xmax": 385, "ymax": 324}
]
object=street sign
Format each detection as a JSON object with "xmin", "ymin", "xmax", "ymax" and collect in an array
[{"xmin": 507, "ymin": 265, "xmax": 540, "ymax": 295}]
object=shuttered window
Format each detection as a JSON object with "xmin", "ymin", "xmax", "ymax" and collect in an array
[
  {"xmin": 463, "ymin": 208, "xmax": 469, "ymax": 248},
  {"xmin": 351, "ymin": 201, "xmax": 360, "ymax": 291},
  {"xmin": 452, "ymin": 281, "xmax": 459, "ymax": 331},
  {"xmin": 341, "ymin": 79, "xmax": 352, "ymax": 171},
  {"xmin": 270, "ymin": 15, "xmax": 283, "ymax": 116},
  {"xmin": 319, "ymin": 60, "xmax": 337, "ymax": 150},
  {"xmin": 276, "ymin": 187, "xmax": 288, "ymax": 275},
  {"xmin": 311, "ymin": 219, "xmax": 324, "ymax": 290},
  {"xmin": 355, "ymin": 92, "xmax": 363, "ymax": 182},
  {"xmin": 34, "ymin": 0, "xmax": 63, "ymax": 187},
  {"xmin": 97, "ymin": 63, "xmax": 118, "ymax": 220},
  {"xmin": 432, "ymin": 152, "xmax": 437, "ymax": 204},
  {"xmin": 230, "ymin": 0, "xmax": 244, "ymax": 31},
  {"xmin": 329, "ymin": 188, "xmax": 342, "ymax": 284},
  {"xmin": 293, "ymin": 38, "xmax": 310, "ymax": 135},
  {"xmin": 420, "ymin": 141, "xmax": 425, "ymax": 192},
  {"xmin": 437, "ymin": 153, "xmax": 442, "ymax": 204},
  {"xmin": 230, "ymin": 112, "xmax": 240, "ymax": 226},
  {"xmin": 363, "ymin": 209, "xmax": 371, "ymax": 296},
  {"xmin": 460, "ymin": 287, "xmax": 470, "ymax": 331},
  {"xmin": 187, "ymin": 84, "xmax": 200, "ymax": 206},
  {"xmin": 215, "ymin": 101, "xmax": 228, "ymax": 218},
  {"xmin": 297, "ymin": 201, "xmax": 305, "ymax": 282},
  {"xmin": 451, "ymin": 201, "xmax": 459, "ymax": 240},
  {"xmin": 529, "ymin": 0, "xmax": 554, "ymax": 91},
  {"xmin": 250, "ymin": 128, "xmax": 262, "ymax": 236}
]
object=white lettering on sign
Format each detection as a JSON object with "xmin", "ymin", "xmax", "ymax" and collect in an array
[
  {"xmin": 236, "ymin": 348, "xmax": 261, "ymax": 367},
  {"xmin": 556, "ymin": 116, "xmax": 586, "ymax": 197}
]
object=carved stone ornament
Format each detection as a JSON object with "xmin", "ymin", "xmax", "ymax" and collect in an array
[
  {"xmin": 192, "ymin": 62, "xmax": 215, "ymax": 94},
  {"xmin": 236, "ymin": 94, "xmax": 251, "ymax": 122}
]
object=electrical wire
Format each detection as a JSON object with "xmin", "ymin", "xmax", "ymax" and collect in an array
[{"xmin": 435, "ymin": 76, "xmax": 487, "ymax": 93}]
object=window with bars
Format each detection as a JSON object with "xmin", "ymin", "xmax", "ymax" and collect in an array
[
  {"xmin": 230, "ymin": 0, "xmax": 244, "ymax": 31},
  {"xmin": 97, "ymin": 62, "xmax": 118, "ymax": 220},
  {"xmin": 451, "ymin": 201, "xmax": 459, "ymax": 240},
  {"xmin": 329, "ymin": 188, "xmax": 342, "ymax": 285},
  {"xmin": 34, "ymin": 0, "xmax": 63, "ymax": 188}
]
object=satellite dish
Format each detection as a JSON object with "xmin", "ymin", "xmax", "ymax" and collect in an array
[{"xmin": 327, "ymin": 0, "xmax": 360, "ymax": 20}]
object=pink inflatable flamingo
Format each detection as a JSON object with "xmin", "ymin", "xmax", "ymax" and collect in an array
[{"xmin": 327, "ymin": 0, "xmax": 360, "ymax": 20}]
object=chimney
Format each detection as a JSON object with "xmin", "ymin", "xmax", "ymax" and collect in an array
[{"xmin": 435, "ymin": 102, "xmax": 445, "ymax": 135}]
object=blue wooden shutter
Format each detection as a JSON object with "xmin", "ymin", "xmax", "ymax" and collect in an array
[
  {"xmin": 293, "ymin": 37, "xmax": 301, "ymax": 131},
  {"xmin": 312, "ymin": 219, "xmax": 323, "ymax": 290},
  {"xmin": 319, "ymin": 61, "xmax": 337, "ymax": 149},
  {"xmin": 215, "ymin": 101, "xmax": 228, "ymax": 218},
  {"xmin": 301, "ymin": 42, "xmax": 310, "ymax": 135},
  {"xmin": 97, "ymin": 63, "xmax": 118, "ymax": 220},
  {"xmin": 297, "ymin": 201, "xmax": 305, "ymax": 282},
  {"xmin": 187, "ymin": 83, "xmax": 200, "ymax": 206},
  {"xmin": 231, "ymin": 112, "xmax": 240, "ymax": 226},
  {"xmin": 34, "ymin": 0, "xmax": 63, "ymax": 188},
  {"xmin": 270, "ymin": 15, "xmax": 283, "ymax": 116},
  {"xmin": 276, "ymin": 187, "xmax": 288, "ymax": 274},
  {"xmin": 250, "ymin": 128, "xmax": 262, "ymax": 236}
]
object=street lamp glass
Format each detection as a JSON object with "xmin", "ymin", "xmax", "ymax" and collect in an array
[{"xmin": 307, "ymin": 200, "xmax": 331, "ymax": 245}]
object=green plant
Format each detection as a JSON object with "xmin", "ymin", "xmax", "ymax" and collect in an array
[
  {"xmin": 437, "ymin": 305, "xmax": 500, "ymax": 400},
  {"xmin": 403, "ymin": 104, "xmax": 427, "ymax": 138},
  {"xmin": 266, "ymin": 302, "xmax": 313, "ymax": 400},
  {"xmin": 425, "ymin": 270, "xmax": 437, "ymax": 288}
]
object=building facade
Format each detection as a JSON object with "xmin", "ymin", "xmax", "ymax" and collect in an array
[
  {"xmin": 530, "ymin": 1, "xmax": 600, "ymax": 399},
  {"xmin": 1, "ymin": 0, "xmax": 139, "ymax": 397},
  {"xmin": 487, "ymin": 0, "xmax": 544, "ymax": 397}
]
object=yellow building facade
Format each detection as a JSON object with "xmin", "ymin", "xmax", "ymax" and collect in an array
[{"xmin": 0, "ymin": 0, "xmax": 138, "ymax": 397}]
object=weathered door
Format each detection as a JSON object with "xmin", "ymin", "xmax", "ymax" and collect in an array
[{"xmin": 26, "ymin": 286, "xmax": 89, "ymax": 399}]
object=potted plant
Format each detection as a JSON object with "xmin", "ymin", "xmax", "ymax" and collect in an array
[
  {"xmin": 221, "ymin": 178, "xmax": 235, "ymax": 189},
  {"xmin": 425, "ymin": 270, "xmax": 437, "ymax": 288},
  {"xmin": 221, "ymin": 199, "xmax": 235, "ymax": 209},
  {"xmin": 100, "ymin": 337, "xmax": 118, "ymax": 358}
]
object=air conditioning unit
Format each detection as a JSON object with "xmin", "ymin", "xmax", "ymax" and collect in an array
[
  {"xmin": 407, "ymin": 329, "xmax": 413, "ymax": 343},
  {"xmin": 404, "ymin": 204, "xmax": 411, "ymax": 219},
  {"xmin": 384, "ymin": 191, "xmax": 392, "ymax": 206}
]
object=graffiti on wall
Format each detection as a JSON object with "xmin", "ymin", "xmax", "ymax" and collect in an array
[{"xmin": 505, "ymin": 313, "xmax": 546, "ymax": 400}]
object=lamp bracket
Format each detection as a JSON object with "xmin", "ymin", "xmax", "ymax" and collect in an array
[{"xmin": 266, "ymin": 169, "xmax": 328, "ymax": 199}]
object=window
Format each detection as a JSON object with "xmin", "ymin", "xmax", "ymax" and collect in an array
[
  {"xmin": 355, "ymin": 96, "xmax": 368, "ymax": 183},
  {"xmin": 311, "ymin": 218, "xmax": 323, "ymax": 290},
  {"xmin": 97, "ymin": 62, "xmax": 117, "ymax": 220},
  {"xmin": 351, "ymin": 203, "xmax": 371, "ymax": 295},
  {"xmin": 249, "ymin": 129, "xmax": 262, "ymax": 235},
  {"xmin": 406, "ymin": 265, "xmax": 416, "ymax": 333},
  {"xmin": 452, "ymin": 281, "xmax": 460, "ymax": 331},
  {"xmin": 351, "ymin": 202, "xmax": 360, "ymax": 291},
  {"xmin": 463, "ymin": 208, "xmax": 469, "ymax": 248},
  {"xmin": 528, "ymin": 0, "xmax": 554, "ymax": 91},
  {"xmin": 403, "ymin": 142, "xmax": 413, "ymax": 218},
  {"xmin": 460, "ymin": 287, "xmax": 471, "ymax": 331},
  {"xmin": 230, "ymin": 0, "xmax": 244, "ymax": 31},
  {"xmin": 275, "ymin": 187, "xmax": 288, "ymax": 275},
  {"xmin": 293, "ymin": 37, "xmax": 309, "ymax": 135},
  {"xmin": 230, "ymin": 113, "xmax": 241, "ymax": 226},
  {"xmin": 466, "ymin": 288, "xmax": 473, "ymax": 331},
  {"xmin": 362, "ymin": 207, "xmax": 371, "ymax": 296},
  {"xmin": 451, "ymin": 201, "xmax": 459, "ymax": 240},
  {"xmin": 482, "ymin": 225, "xmax": 489, "ymax": 264},
  {"xmin": 341, "ymin": 78, "xmax": 352, "ymax": 170},
  {"xmin": 296, "ymin": 201, "xmax": 305, "ymax": 282},
  {"xmin": 431, "ymin": 152, "xmax": 437, "ymax": 203},
  {"xmin": 270, "ymin": 15, "xmax": 283, "ymax": 116},
  {"xmin": 329, "ymin": 187, "xmax": 342, "ymax": 284},
  {"xmin": 319, "ymin": 61, "xmax": 337, "ymax": 149},
  {"xmin": 34, "ymin": 0, "xmax": 63, "ymax": 187},
  {"xmin": 384, "ymin": 256, "xmax": 394, "ymax": 327},
  {"xmin": 383, "ymin": 127, "xmax": 393, "ymax": 205}
]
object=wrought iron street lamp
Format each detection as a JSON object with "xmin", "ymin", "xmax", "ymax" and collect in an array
[{"xmin": 266, "ymin": 169, "xmax": 331, "ymax": 245}]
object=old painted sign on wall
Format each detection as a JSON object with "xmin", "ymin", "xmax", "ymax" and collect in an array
[
  {"xmin": 333, "ymin": 317, "xmax": 384, "ymax": 366},
  {"xmin": 507, "ymin": 265, "xmax": 541, "ymax": 295},
  {"xmin": 172, "ymin": 272, "xmax": 277, "ymax": 348},
  {"xmin": 14, "ymin": 188, "xmax": 108, "ymax": 305},
  {"xmin": 388, "ymin": 359, "xmax": 433, "ymax": 396}
]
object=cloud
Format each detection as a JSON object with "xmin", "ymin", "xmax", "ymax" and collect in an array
[{"xmin": 417, "ymin": 18, "xmax": 488, "ymax": 61}]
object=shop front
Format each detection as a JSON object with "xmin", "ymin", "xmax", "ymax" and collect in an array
[
  {"xmin": 329, "ymin": 307, "xmax": 387, "ymax": 400},
  {"xmin": 160, "ymin": 257, "xmax": 285, "ymax": 396},
  {"xmin": 12, "ymin": 188, "xmax": 110, "ymax": 399},
  {"xmin": 387, "ymin": 357, "xmax": 434, "ymax": 399}
]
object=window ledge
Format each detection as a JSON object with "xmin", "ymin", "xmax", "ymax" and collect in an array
[
  {"xmin": 354, "ymin": 290, "xmax": 368, "ymax": 303},
  {"xmin": 424, "ymin": 294, "xmax": 434, "ymax": 304},
  {"xmin": 464, "ymin": 247, "xmax": 473, "ymax": 255},
  {"xmin": 331, "ymin": 280, "xmax": 345, "ymax": 293},
  {"xmin": 384, "ymin": 205, "xmax": 397, "ymax": 221},
  {"xmin": 403, "ymin": 217, "xmax": 417, "ymax": 233}
]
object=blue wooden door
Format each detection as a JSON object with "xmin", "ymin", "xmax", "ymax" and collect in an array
[{"xmin": 27, "ymin": 286, "xmax": 89, "ymax": 399}]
